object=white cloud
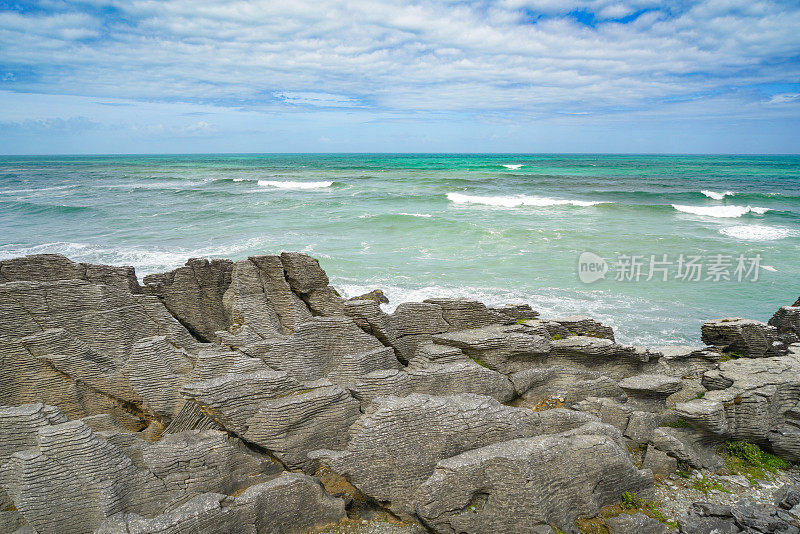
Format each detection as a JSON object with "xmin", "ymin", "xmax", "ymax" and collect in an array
[
  {"xmin": 0, "ymin": 0, "xmax": 798, "ymax": 119},
  {"xmin": 767, "ymin": 92, "xmax": 800, "ymax": 104}
]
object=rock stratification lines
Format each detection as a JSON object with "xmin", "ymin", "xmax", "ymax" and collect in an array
[{"xmin": 0, "ymin": 252, "xmax": 799, "ymax": 533}]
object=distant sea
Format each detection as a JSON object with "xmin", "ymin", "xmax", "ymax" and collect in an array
[{"xmin": 1, "ymin": 153, "xmax": 798, "ymax": 346}]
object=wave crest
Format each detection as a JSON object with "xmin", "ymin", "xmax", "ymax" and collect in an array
[
  {"xmin": 447, "ymin": 192, "xmax": 605, "ymax": 208},
  {"xmin": 672, "ymin": 204, "xmax": 770, "ymax": 218},
  {"xmin": 257, "ymin": 180, "xmax": 333, "ymax": 190},
  {"xmin": 502, "ymin": 164, "xmax": 523, "ymax": 170},
  {"xmin": 701, "ymin": 190, "xmax": 735, "ymax": 200}
]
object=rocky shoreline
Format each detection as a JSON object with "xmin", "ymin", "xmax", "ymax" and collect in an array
[{"xmin": 0, "ymin": 252, "xmax": 798, "ymax": 534}]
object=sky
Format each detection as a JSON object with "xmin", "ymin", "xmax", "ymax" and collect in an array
[{"xmin": 0, "ymin": 0, "xmax": 799, "ymax": 154}]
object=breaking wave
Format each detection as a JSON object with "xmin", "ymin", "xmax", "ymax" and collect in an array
[
  {"xmin": 701, "ymin": 190, "xmax": 735, "ymax": 200},
  {"xmin": 446, "ymin": 192, "xmax": 606, "ymax": 208},
  {"xmin": 672, "ymin": 204, "xmax": 770, "ymax": 218},
  {"xmin": 257, "ymin": 180, "xmax": 334, "ymax": 190}
]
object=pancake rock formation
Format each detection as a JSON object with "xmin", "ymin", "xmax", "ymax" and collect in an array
[{"xmin": 0, "ymin": 253, "xmax": 797, "ymax": 534}]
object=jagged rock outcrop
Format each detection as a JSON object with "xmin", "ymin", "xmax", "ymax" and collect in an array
[
  {"xmin": 143, "ymin": 258, "xmax": 234, "ymax": 342},
  {"xmin": 677, "ymin": 497, "xmax": 800, "ymax": 534},
  {"xmin": 349, "ymin": 289, "xmax": 389, "ymax": 304},
  {"xmin": 553, "ymin": 315, "xmax": 616, "ymax": 341},
  {"xmin": 0, "ymin": 253, "xmax": 141, "ymax": 293},
  {"xmin": 675, "ymin": 354, "xmax": 800, "ymax": 462},
  {"xmin": 619, "ymin": 374, "xmax": 683, "ymax": 412},
  {"xmin": 770, "ymin": 305, "xmax": 800, "ymax": 345},
  {"xmin": 311, "ymin": 393, "xmax": 547, "ymax": 516},
  {"xmin": 432, "ymin": 324, "xmax": 552, "ymax": 374},
  {"xmin": 414, "ymin": 422, "xmax": 654, "ymax": 534},
  {"xmin": 183, "ymin": 371, "xmax": 360, "ymax": 471},
  {"xmin": 4, "ymin": 252, "xmax": 797, "ymax": 534},
  {"xmin": 701, "ymin": 317, "xmax": 785, "ymax": 358},
  {"xmin": 0, "ymin": 255, "xmax": 200, "ymax": 427},
  {"xmin": 96, "ymin": 472, "xmax": 346, "ymax": 534}
]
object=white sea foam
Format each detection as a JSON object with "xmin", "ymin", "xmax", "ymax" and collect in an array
[
  {"xmin": 331, "ymin": 279, "xmax": 694, "ymax": 345},
  {"xmin": 232, "ymin": 178, "xmax": 248, "ymax": 182},
  {"xmin": 502, "ymin": 164, "xmax": 523, "ymax": 170},
  {"xmin": 0, "ymin": 238, "xmax": 274, "ymax": 280},
  {"xmin": 719, "ymin": 225, "xmax": 797, "ymax": 241},
  {"xmin": 257, "ymin": 180, "xmax": 333, "ymax": 190},
  {"xmin": 701, "ymin": 190, "xmax": 735, "ymax": 200},
  {"xmin": 447, "ymin": 192, "xmax": 605, "ymax": 208},
  {"xmin": 672, "ymin": 204, "xmax": 771, "ymax": 218},
  {"xmin": 399, "ymin": 212, "xmax": 432, "ymax": 218}
]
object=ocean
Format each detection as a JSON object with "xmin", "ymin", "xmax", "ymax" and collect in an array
[{"xmin": 1, "ymin": 153, "xmax": 798, "ymax": 346}]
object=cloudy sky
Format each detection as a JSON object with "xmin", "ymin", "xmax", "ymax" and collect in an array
[{"xmin": 1, "ymin": 0, "xmax": 799, "ymax": 153}]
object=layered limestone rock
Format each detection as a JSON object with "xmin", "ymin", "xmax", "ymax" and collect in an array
[
  {"xmin": 311, "ymin": 393, "xmax": 546, "ymax": 516},
  {"xmin": 0, "ymin": 405, "xmax": 288, "ymax": 534},
  {"xmin": 183, "ymin": 370, "xmax": 360, "ymax": 471},
  {"xmin": 96, "ymin": 472, "xmax": 346, "ymax": 534},
  {"xmin": 553, "ymin": 315, "xmax": 616, "ymax": 341},
  {"xmin": 240, "ymin": 316, "xmax": 391, "ymax": 382},
  {"xmin": 770, "ymin": 305, "xmax": 800, "ymax": 345},
  {"xmin": 652, "ymin": 345, "xmax": 720, "ymax": 378},
  {"xmin": 414, "ymin": 423, "xmax": 654, "ymax": 533},
  {"xmin": 549, "ymin": 336, "xmax": 659, "ymax": 380},
  {"xmin": 143, "ymin": 258, "xmax": 234, "ymax": 342},
  {"xmin": 432, "ymin": 324, "xmax": 552, "ymax": 374},
  {"xmin": 618, "ymin": 374, "xmax": 683, "ymax": 412},
  {"xmin": 0, "ymin": 253, "xmax": 140, "ymax": 293},
  {"xmin": 674, "ymin": 354, "xmax": 800, "ymax": 462},
  {"xmin": 0, "ymin": 254, "xmax": 200, "ymax": 427},
  {"xmin": 347, "ymin": 360, "xmax": 517, "ymax": 404},
  {"xmin": 701, "ymin": 317, "xmax": 785, "ymax": 358},
  {"xmin": 5, "ymin": 252, "xmax": 795, "ymax": 534}
]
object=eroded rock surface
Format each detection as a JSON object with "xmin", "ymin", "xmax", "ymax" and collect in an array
[{"xmin": 2, "ymin": 253, "xmax": 797, "ymax": 534}]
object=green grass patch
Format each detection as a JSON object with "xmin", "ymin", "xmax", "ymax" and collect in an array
[
  {"xmin": 719, "ymin": 440, "xmax": 791, "ymax": 484},
  {"xmin": 551, "ymin": 333, "xmax": 562, "ymax": 340},
  {"xmin": 696, "ymin": 391, "xmax": 706, "ymax": 399},
  {"xmin": 719, "ymin": 351, "xmax": 745, "ymax": 363},
  {"xmin": 516, "ymin": 318, "xmax": 528, "ymax": 324},
  {"xmin": 469, "ymin": 356, "xmax": 490, "ymax": 368},
  {"xmin": 575, "ymin": 492, "xmax": 677, "ymax": 533},
  {"xmin": 691, "ymin": 475, "xmax": 728, "ymax": 495},
  {"xmin": 665, "ymin": 419, "xmax": 691, "ymax": 429}
]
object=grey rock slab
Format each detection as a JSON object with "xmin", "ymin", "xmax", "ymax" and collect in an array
[
  {"xmin": 413, "ymin": 423, "xmax": 654, "ymax": 534},
  {"xmin": 311, "ymin": 393, "xmax": 543, "ymax": 516},
  {"xmin": 432, "ymin": 324, "xmax": 552, "ymax": 374},
  {"xmin": 606, "ymin": 512, "xmax": 667, "ymax": 534},
  {"xmin": 676, "ymin": 354, "xmax": 800, "ymax": 462},
  {"xmin": 553, "ymin": 315, "xmax": 616, "ymax": 341},
  {"xmin": 244, "ymin": 385, "xmax": 361, "ymax": 471},
  {"xmin": 619, "ymin": 374, "xmax": 683, "ymax": 412},
  {"xmin": 702, "ymin": 318, "xmax": 784, "ymax": 358},
  {"xmin": 143, "ymin": 258, "xmax": 234, "ymax": 342}
]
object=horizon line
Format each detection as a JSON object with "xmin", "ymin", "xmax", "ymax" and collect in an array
[{"xmin": 2, "ymin": 151, "xmax": 800, "ymax": 157}]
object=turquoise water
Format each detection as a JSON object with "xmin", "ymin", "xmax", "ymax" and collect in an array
[{"xmin": 1, "ymin": 153, "xmax": 798, "ymax": 346}]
